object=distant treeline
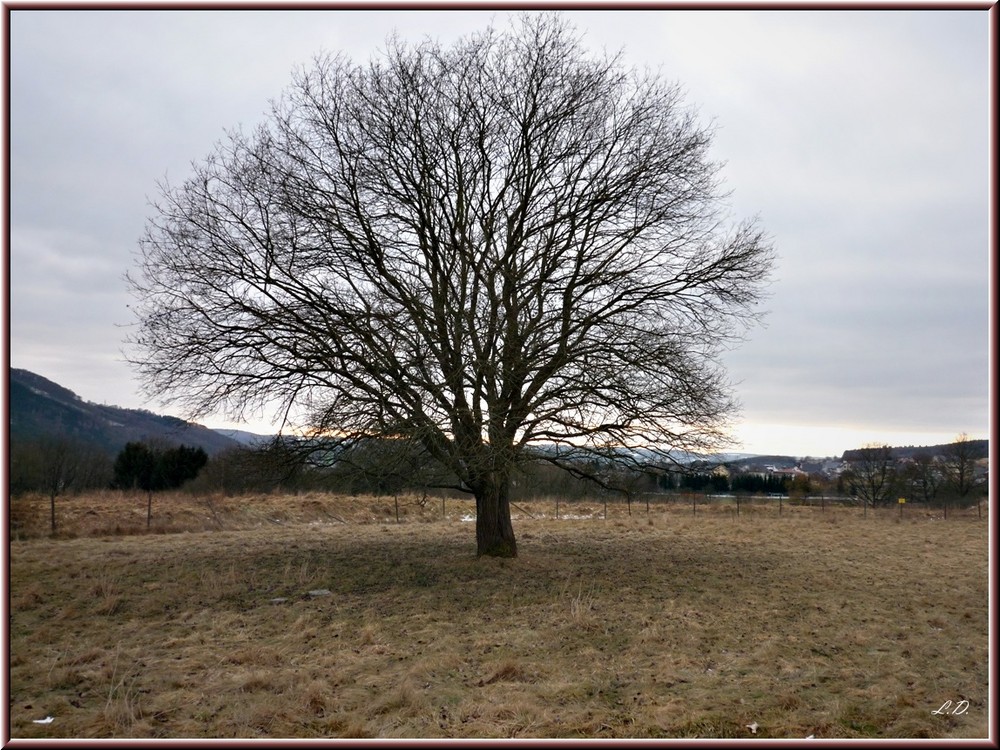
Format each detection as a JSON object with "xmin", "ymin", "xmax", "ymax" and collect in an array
[
  {"xmin": 841, "ymin": 439, "xmax": 987, "ymax": 462},
  {"xmin": 9, "ymin": 438, "xmax": 207, "ymax": 498},
  {"xmin": 677, "ymin": 472, "xmax": 791, "ymax": 495},
  {"xmin": 12, "ymin": 435, "xmax": 791, "ymax": 500},
  {"xmin": 9, "ymin": 435, "xmax": 986, "ymax": 513}
]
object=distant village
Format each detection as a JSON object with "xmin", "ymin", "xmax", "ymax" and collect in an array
[{"xmin": 677, "ymin": 440, "xmax": 989, "ymax": 503}]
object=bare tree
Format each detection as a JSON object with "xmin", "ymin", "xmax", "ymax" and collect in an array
[
  {"xmin": 940, "ymin": 433, "xmax": 986, "ymax": 514},
  {"xmin": 844, "ymin": 443, "xmax": 897, "ymax": 515},
  {"xmin": 902, "ymin": 451, "xmax": 942, "ymax": 506},
  {"xmin": 37, "ymin": 437, "xmax": 84, "ymax": 535},
  {"xmin": 127, "ymin": 15, "xmax": 773, "ymax": 556}
]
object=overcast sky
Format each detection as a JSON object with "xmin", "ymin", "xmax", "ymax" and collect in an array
[{"xmin": 6, "ymin": 8, "xmax": 992, "ymax": 458}]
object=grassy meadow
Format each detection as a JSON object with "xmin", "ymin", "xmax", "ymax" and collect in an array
[{"xmin": 7, "ymin": 491, "xmax": 990, "ymax": 739}]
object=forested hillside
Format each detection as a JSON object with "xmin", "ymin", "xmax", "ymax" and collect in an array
[{"xmin": 9, "ymin": 368, "xmax": 238, "ymax": 456}]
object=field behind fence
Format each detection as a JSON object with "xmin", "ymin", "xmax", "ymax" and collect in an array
[{"xmin": 8, "ymin": 489, "xmax": 987, "ymax": 540}]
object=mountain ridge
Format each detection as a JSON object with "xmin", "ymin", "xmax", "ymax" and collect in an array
[{"xmin": 8, "ymin": 368, "xmax": 240, "ymax": 456}]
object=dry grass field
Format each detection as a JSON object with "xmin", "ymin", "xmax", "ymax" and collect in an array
[{"xmin": 6, "ymin": 491, "xmax": 990, "ymax": 739}]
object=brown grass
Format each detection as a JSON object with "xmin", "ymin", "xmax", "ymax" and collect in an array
[{"xmin": 7, "ymin": 491, "xmax": 990, "ymax": 739}]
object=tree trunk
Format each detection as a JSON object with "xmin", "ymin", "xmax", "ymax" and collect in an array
[{"xmin": 473, "ymin": 471, "xmax": 517, "ymax": 558}]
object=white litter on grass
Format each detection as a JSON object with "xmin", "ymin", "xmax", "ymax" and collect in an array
[
  {"xmin": 459, "ymin": 514, "xmax": 476, "ymax": 522},
  {"xmin": 745, "ymin": 722, "xmax": 759, "ymax": 734},
  {"xmin": 307, "ymin": 589, "xmax": 332, "ymax": 597},
  {"xmin": 32, "ymin": 717, "xmax": 54, "ymax": 725}
]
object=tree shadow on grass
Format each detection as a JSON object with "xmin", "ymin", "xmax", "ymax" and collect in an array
[{"xmin": 108, "ymin": 525, "xmax": 812, "ymax": 622}]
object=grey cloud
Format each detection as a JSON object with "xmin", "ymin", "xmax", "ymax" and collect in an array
[{"xmin": 7, "ymin": 9, "xmax": 990, "ymax": 455}]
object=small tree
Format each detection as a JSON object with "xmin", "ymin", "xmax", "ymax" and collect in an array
[
  {"xmin": 940, "ymin": 433, "xmax": 986, "ymax": 517},
  {"xmin": 788, "ymin": 473, "xmax": 812, "ymax": 505},
  {"xmin": 902, "ymin": 452, "xmax": 942, "ymax": 506},
  {"xmin": 844, "ymin": 443, "xmax": 897, "ymax": 516},
  {"xmin": 37, "ymin": 437, "xmax": 85, "ymax": 534}
]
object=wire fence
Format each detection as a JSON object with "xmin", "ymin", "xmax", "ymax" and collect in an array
[{"xmin": 520, "ymin": 491, "xmax": 988, "ymax": 522}]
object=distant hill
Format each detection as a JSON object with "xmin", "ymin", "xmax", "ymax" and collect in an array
[
  {"xmin": 8, "ymin": 368, "xmax": 241, "ymax": 456},
  {"xmin": 725, "ymin": 454, "xmax": 803, "ymax": 468},
  {"xmin": 841, "ymin": 439, "xmax": 988, "ymax": 462},
  {"xmin": 213, "ymin": 428, "xmax": 274, "ymax": 447}
]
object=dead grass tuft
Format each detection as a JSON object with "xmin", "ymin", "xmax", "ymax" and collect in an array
[
  {"xmin": 89, "ymin": 573, "xmax": 124, "ymax": 616},
  {"xmin": 479, "ymin": 659, "xmax": 536, "ymax": 686},
  {"xmin": 301, "ymin": 680, "xmax": 333, "ymax": 717}
]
